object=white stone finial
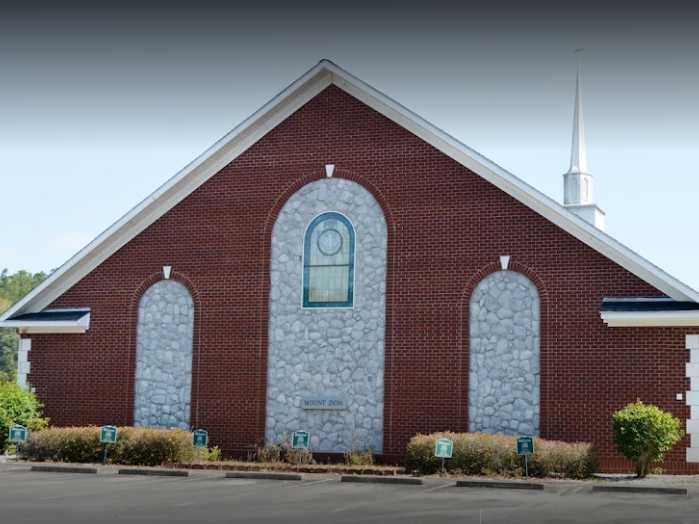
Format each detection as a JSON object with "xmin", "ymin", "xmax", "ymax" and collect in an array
[
  {"xmin": 163, "ymin": 265, "xmax": 172, "ymax": 279},
  {"xmin": 325, "ymin": 164, "xmax": 335, "ymax": 178}
]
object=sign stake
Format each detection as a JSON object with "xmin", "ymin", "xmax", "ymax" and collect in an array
[
  {"xmin": 516, "ymin": 436, "xmax": 534, "ymax": 480},
  {"xmin": 434, "ymin": 437, "xmax": 453, "ymax": 477},
  {"xmin": 291, "ymin": 430, "xmax": 310, "ymax": 470},
  {"xmin": 99, "ymin": 425, "xmax": 118, "ymax": 464},
  {"xmin": 8, "ymin": 424, "xmax": 29, "ymax": 456},
  {"xmin": 524, "ymin": 453, "xmax": 529, "ymax": 479}
]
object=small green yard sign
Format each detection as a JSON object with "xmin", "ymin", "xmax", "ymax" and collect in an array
[
  {"xmin": 291, "ymin": 431, "xmax": 310, "ymax": 449},
  {"xmin": 9, "ymin": 424, "xmax": 28, "ymax": 444},
  {"xmin": 99, "ymin": 425, "xmax": 118, "ymax": 444},
  {"xmin": 517, "ymin": 436, "xmax": 534, "ymax": 479},
  {"xmin": 192, "ymin": 429, "xmax": 209, "ymax": 448},
  {"xmin": 434, "ymin": 437, "xmax": 454, "ymax": 459},
  {"xmin": 517, "ymin": 436, "xmax": 534, "ymax": 456}
]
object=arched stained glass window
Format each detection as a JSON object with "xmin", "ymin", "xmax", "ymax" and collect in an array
[{"xmin": 303, "ymin": 212, "xmax": 355, "ymax": 308}]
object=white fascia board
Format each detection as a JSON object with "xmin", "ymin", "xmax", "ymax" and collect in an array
[
  {"xmin": 601, "ymin": 310, "xmax": 699, "ymax": 327},
  {"xmin": 20, "ymin": 326, "xmax": 88, "ymax": 334},
  {"xmin": 0, "ymin": 312, "xmax": 90, "ymax": 334},
  {"xmin": 2, "ymin": 59, "xmax": 698, "ymax": 320},
  {"xmin": 0, "ymin": 322, "xmax": 88, "ymax": 334}
]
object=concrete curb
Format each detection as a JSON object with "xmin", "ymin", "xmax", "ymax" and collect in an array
[
  {"xmin": 592, "ymin": 485, "xmax": 687, "ymax": 496},
  {"xmin": 456, "ymin": 480, "xmax": 544, "ymax": 490},
  {"xmin": 30, "ymin": 465, "xmax": 98, "ymax": 474},
  {"xmin": 224, "ymin": 471, "xmax": 303, "ymax": 481},
  {"xmin": 341, "ymin": 475, "xmax": 423, "ymax": 485},
  {"xmin": 117, "ymin": 468, "xmax": 189, "ymax": 477}
]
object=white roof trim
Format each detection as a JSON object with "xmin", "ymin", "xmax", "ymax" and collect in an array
[
  {"xmin": 601, "ymin": 310, "xmax": 699, "ymax": 327},
  {"xmin": 0, "ymin": 312, "xmax": 91, "ymax": 334},
  {"xmin": 2, "ymin": 59, "xmax": 698, "ymax": 321}
]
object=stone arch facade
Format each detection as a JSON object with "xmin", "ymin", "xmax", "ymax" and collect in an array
[
  {"xmin": 134, "ymin": 279, "xmax": 194, "ymax": 429},
  {"xmin": 266, "ymin": 177, "xmax": 387, "ymax": 452},
  {"xmin": 468, "ymin": 270, "xmax": 540, "ymax": 436}
]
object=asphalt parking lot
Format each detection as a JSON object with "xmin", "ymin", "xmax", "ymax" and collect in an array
[{"xmin": 1, "ymin": 466, "xmax": 698, "ymax": 523}]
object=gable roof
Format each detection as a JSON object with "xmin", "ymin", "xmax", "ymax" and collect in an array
[{"xmin": 2, "ymin": 59, "xmax": 698, "ymax": 322}]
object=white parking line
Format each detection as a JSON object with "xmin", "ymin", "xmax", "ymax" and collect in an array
[
  {"xmin": 288, "ymin": 478, "xmax": 336, "ymax": 489},
  {"xmin": 423, "ymin": 481, "xmax": 456, "ymax": 493}
]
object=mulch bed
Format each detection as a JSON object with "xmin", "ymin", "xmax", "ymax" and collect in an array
[{"xmin": 176, "ymin": 461, "xmax": 404, "ymax": 476}]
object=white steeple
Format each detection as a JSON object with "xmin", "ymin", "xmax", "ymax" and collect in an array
[
  {"xmin": 569, "ymin": 62, "xmax": 588, "ymax": 176},
  {"xmin": 563, "ymin": 52, "xmax": 605, "ymax": 230}
]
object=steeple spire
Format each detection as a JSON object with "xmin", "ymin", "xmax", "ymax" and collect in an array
[
  {"xmin": 569, "ymin": 60, "xmax": 588, "ymax": 175},
  {"xmin": 563, "ymin": 50, "xmax": 605, "ymax": 230}
]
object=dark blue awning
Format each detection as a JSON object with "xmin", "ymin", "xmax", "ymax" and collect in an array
[
  {"xmin": 601, "ymin": 297, "xmax": 699, "ymax": 313},
  {"xmin": 9, "ymin": 309, "xmax": 91, "ymax": 322},
  {"xmin": 0, "ymin": 309, "xmax": 91, "ymax": 333}
]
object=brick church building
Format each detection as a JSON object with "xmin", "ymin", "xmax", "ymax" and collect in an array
[{"xmin": 3, "ymin": 60, "xmax": 699, "ymax": 472}]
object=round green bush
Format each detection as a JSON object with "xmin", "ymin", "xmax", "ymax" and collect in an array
[
  {"xmin": 0, "ymin": 381, "xmax": 48, "ymax": 452},
  {"xmin": 612, "ymin": 400, "xmax": 683, "ymax": 477}
]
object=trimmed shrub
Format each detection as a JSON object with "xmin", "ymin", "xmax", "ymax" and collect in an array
[
  {"xmin": 344, "ymin": 449, "xmax": 374, "ymax": 466},
  {"xmin": 0, "ymin": 381, "xmax": 48, "ymax": 452},
  {"xmin": 22, "ymin": 426, "xmax": 195, "ymax": 466},
  {"xmin": 22, "ymin": 427, "xmax": 103, "ymax": 463},
  {"xmin": 194, "ymin": 446, "xmax": 222, "ymax": 462},
  {"xmin": 613, "ymin": 401, "xmax": 683, "ymax": 477},
  {"xmin": 256, "ymin": 439, "xmax": 315, "ymax": 465},
  {"xmin": 256, "ymin": 444, "xmax": 284, "ymax": 463},
  {"xmin": 285, "ymin": 447, "xmax": 313, "ymax": 465},
  {"xmin": 406, "ymin": 432, "xmax": 596, "ymax": 479},
  {"xmin": 115, "ymin": 427, "xmax": 194, "ymax": 466},
  {"xmin": 527, "ymin": 439, "xmax": 597, "ymax": 479}
]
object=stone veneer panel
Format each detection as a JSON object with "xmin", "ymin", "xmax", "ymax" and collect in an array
[
  {"xmin": 469, "ymin": 270, "xmax": 540, "ymax": 436},
  {"xmin": 685, "ymin": 335, "xmax": 699, "ymax": 462},
  {"xmin": 134, "ymin": 280, "xmax": 194, "ymax": 429},
  {"xmin": 266, "ymin": 178, "xmax": 387, "ymax": 452}
]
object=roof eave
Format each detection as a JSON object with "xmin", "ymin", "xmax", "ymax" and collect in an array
[
  {"xmin": 2, "ymin": 59, "xmax": 697, "ymax": 321},
  {"xmin": 0, "ymin": 62, "xmax": 334, "ymax": 321},
  {"xmin": 601, "ymin": 310, "xmax": 699, "ymax": 327},
  {"xmin": 0, "ymin": 312, "xmax": 91, "ymax": 334},
  {"xmin": 325, "ymin": 60, "xmax": 699, "ymax": 303}
]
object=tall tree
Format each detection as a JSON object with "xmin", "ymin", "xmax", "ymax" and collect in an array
[{"xmin": 0, "ymin": 269, "xmax": 47, "ymax": 381}]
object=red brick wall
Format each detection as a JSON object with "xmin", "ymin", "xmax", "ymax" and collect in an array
[{"xmin": 27, "ymin": 85, "xmax": 693, "ymax": 471}]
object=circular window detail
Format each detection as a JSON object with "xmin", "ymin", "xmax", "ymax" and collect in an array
[{"xmin": 317, "ymin": 228, "xmax": 343, "ymax": 256}]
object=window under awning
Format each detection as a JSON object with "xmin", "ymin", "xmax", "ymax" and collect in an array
[
  {"xmin": 600, "ymin": 297, "xmax": 699, "ymax": 327},
  {"xmin": 0, "ymin": 308, "xmax": 91, "ymax": 334}
]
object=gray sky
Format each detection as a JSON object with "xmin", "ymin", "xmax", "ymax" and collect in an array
[{"xmin": 1, "ymin": 2, "xmax": 698, "ymax": 290}]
